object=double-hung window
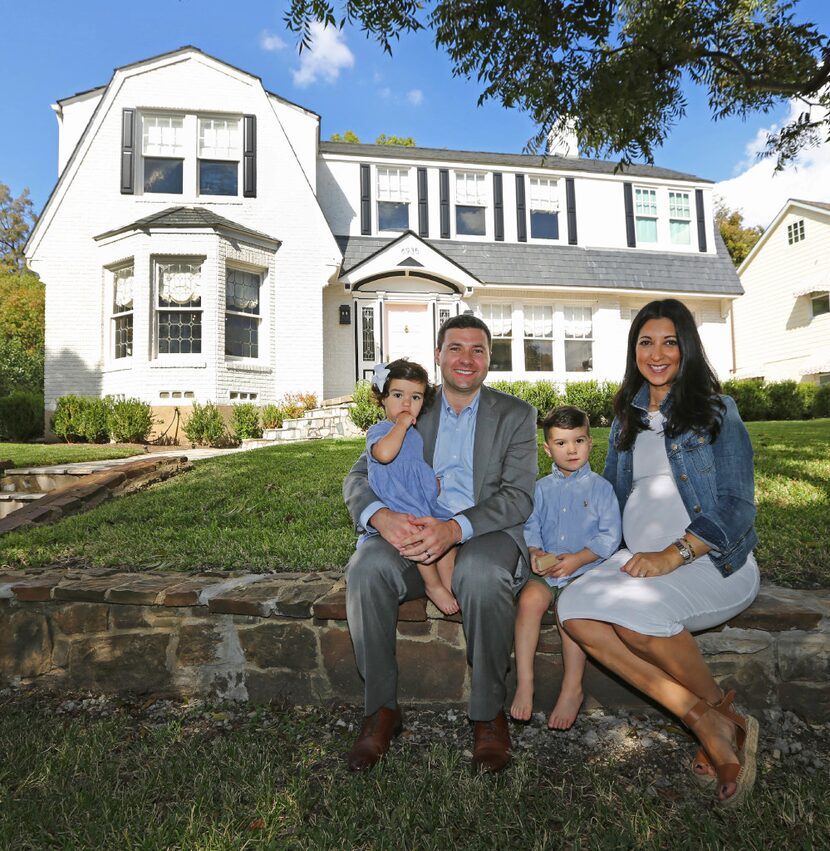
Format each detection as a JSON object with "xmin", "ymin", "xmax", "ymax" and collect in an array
[
  {"xmin": 523, "ymin": 305, "xmax": 553, "ymax": 370},
  {"xmin": 455, "ymin": 172, "xmax": 486, "ymax": 236},
  {"xmin": 528, "ymin": 178, "xmax": 559, "ymax": 240},
  {"xmin": 564, "ymin": 306, "xmax": 593, "ymax": 372},
  {"xmin": 668, "ymin": 191, "xmax": 691, "ymax": 245},
  {"xmin": 156, "ymin": 260, "xmax": 202, "ymax": 355},
  {"xmin": 111, "ymin": 265, "xmax": 134, "ymax": 360},
  {"xmin": 198, "ymin": 116, "xmax": 240, "ymax": 196},
  {"xmin": 634, "ymin": 188, "xmax": 658, "ymax": 243},
  {"xmin": 142, "ymin": 114, "xmax": 185, "ymax": 194},
  {"xmin": 376, "ymin": 167, "xmax": 410, "ymax": 231},
  {"xmin": 480, "ymin": 304, "xmax": 512, "ymax": 371},
  {"xmin": 225, "ymin": 268, "xmax": 261, "ymax": 358}
]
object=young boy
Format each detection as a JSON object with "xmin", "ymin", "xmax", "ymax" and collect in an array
[{"xmin": 511, "ymin": 406, "xmax": 621, "ymax": 729}]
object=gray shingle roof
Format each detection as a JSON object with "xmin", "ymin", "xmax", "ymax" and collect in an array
[
  {"xmin": 94, "ymin": 206, "xmax": 280, "ymax": 244},
  {"xmin": 319, "ymin": 141, "xmax": 711, "ymax": 184},
  {"xmin": 790, "ymin": 199, "xmax": 830, "ymax": 212},
  {"xmin": 335, "ymin": 234, "xmax": 742, "ymax": 296}
]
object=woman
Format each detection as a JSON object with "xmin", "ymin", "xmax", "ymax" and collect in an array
[{"xmin": 557, "ymin": 299, "xmax": 760, "ymax": 807}]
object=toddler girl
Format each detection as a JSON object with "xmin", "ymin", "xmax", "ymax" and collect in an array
[{"xmin": 362, "ymin": 358, "xmax": 459, "ymax": 615}]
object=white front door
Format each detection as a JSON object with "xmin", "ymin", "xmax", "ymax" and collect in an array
[{"xmin": 384, "ymin": 303, "xmax": 436, "ymax": 380}]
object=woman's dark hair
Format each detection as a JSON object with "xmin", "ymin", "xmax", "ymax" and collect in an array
[
  {"xmin": 371, "ymin": 359, "xmax": 437, "ymax": 410},
  {"xmin": 614, "ymin": 299, "xmax": 725, "ymax": 450}
]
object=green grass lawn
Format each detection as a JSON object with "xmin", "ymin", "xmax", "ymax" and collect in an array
[
  {"xmin": 1, "ymin": 420, "xmax": 828, "ymax": 588},
  {"xmin": 0, "ymin": 442, "xmax": 144, "ymax": 467},
  {"xmin": 1, "ymin": 692, "xmax": 827, "ymax": 850}
]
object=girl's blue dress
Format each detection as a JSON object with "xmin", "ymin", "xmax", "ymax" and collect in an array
[{"xmin": 361, "ymin": 420, "xmax": 452, "ymax": 543}]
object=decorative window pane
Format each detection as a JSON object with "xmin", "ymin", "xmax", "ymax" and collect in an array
[
  {"xmin": 225, "ymin": 315, "xmax": 259, "ymax": 358},
  {"xmin": 226, "ymin": 269, "xmax": 260, "ymax": 314},
  {"xmin": 158, "ymin": 311, "xmax": 202, "ymax": 354},
  {"xmin": 788, "ymin": 219, "xmax": 805, "ymax": 244},
  {"xmin": 225, "ymin": 269, "xmax": 261, "ymax": 359},
  {"xmin": 377, "ymin": 168, "xmax": 410, "ymax": 202},
  {"xmin": 144, "ymin": 157, "xmax": 183, "ymax": 194},
  {"xmin": 158, "ymin": 262, "xmax": 202, "ymax": 307},
  {"xmin": 199, "ymin": 160, "xmax": 238, "ymax": 196},
  {"xmin": 113, "ymin": 266, "xmax": 134, "ymax": 312},
  {"xmin": 113, "ymin": 315, "xmax": 133, "ymax": 360},
  {"xmin": 198, "ymin": 117, "xmax": 240, "ymax": 160},
  {"xmin": 362, "ymin": 306, "xmax": 376, "ymax": 361},
  {"xmin": 564, "ymin": 305, "xmax": 593, "ymax": 372},
  {"xmin": 480, "ymin": 304, "xmax": 511, "ymax": 371},
  {"xmin": 112, "ymin": 265, "xmax": 134, "ymax": 360},
  {"xmin": 142, "ymin": 114, "xmax": 185, "ymax": 156},
  {"xmin": 438, "ymin": 307, "xmax": 451, "ymax": 328},
  {"xmin": 529, "ymin": 178, "xmax": 558, "ymax": 212},
  {"xmin": 455, "ymin": 172, "xmax": 486, "ymax": 205}
]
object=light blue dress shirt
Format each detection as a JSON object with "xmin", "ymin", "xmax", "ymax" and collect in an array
[
  {"xmin": 524, "ymin": 461, "xmax": 622, "ymax": 588},
  {"xmin": 359, "ymin": 390, "xmax": 479, "ymax": 542}
]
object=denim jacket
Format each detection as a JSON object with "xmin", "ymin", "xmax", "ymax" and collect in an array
[{"xmin": 603, "ymin": 385, "xmax": 757, "ymax": 577}]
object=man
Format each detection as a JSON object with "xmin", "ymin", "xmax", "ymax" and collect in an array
[{"xmin": 343, "ymin": 314, "xmax": 538, "ymax": 772}]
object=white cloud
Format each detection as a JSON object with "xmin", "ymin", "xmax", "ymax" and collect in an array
[
  {"xmin": 378, "ymin": 87, "xmax": 392, "ymax": 99},
  {"xmin": 292, "ymin": 22, "xmax": 355, "ymax": 87},
  {"xmin": 716, "ymin": 99, "xmax": 830, "ymax": 228},
  {"xmin": 407, "ymin": 89, "xmax": 424, "ymax": 107},
  {"xmin": 260, "ymin": 30, "xmax": 286, "ymax": 52}
]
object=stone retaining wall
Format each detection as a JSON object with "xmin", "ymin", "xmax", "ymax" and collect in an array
[{"xmin": 1, "ymin": 569, "xmax": 828, "ymax": 720}]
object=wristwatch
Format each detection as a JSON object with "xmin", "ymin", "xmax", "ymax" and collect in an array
[{"xmin": 672, "ymin": 537, "xmax": 695, "ymax": 565}]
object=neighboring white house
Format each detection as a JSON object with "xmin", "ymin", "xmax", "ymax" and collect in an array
[
  {"xmin": 733, "ymin": 199, "xmax": 830, "ymax": 385},
  {"xmin": 26, "ymin": 46, "xmax": 742, "ymax": 435}
]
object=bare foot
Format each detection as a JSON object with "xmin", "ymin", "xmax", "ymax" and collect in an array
[
  {"xmin": 510, "ymin": 682, "xmax": 534, "ymax": 721},
  {"xmin": 547, "ymin": 688, "xmax": 583, "ymax": 730},
  {"xmin": 425, "ymin": 584, "xmax": 460, "ymax": 615}
]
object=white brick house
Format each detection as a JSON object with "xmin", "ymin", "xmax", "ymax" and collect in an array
[
  {"xmin": 733, "ymin": 199, "xmax": 830, "ymax": 384},
  {"xmin": 26, "ymin": 46, "xmax": 742, "ymax": 432}
]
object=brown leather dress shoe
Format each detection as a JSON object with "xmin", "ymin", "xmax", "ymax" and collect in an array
[
  {"xmin": 472, "ymin": 710, "xmax": 512, "ymax": 773},
  {"xmin": 347, "ymin": 706, "xmax": 403, "ymax": 771}
]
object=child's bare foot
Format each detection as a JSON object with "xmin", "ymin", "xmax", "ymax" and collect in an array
[
  {"xmin": 425, "ymin": 584, "xmax": 459, "ymax": 615},
  {"xmin": 510, "ymin": 682, "xmax": 534, "ymax": 721},
  {"xmin": 547, "ymin": 687, "xmax": 583, "ymax": 730}
]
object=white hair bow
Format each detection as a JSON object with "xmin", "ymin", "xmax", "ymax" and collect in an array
[{"xmin": 371, "ymin": 363, "xmax": 390, "ymax": 391}]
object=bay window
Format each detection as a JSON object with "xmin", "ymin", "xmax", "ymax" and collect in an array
[
  {"xmin": 156, "ymin": 260, "xmax": 202, "ymax": 354},
  {"xmin": 111, "ymin": 265, "xmax": 134, "ymax": 359},
  {"xmin": 225, "ymin": 268, "xmax": 261, "ymax": 358}
]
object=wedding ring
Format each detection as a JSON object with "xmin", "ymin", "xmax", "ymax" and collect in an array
[{"xmin": 425, "ymin": 550, "xmax": 431, "ymax": 558}]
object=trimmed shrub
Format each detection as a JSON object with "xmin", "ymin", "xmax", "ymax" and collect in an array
[
  {"xmin": 349, "ymin": 380, "xmax": 384, "ymax": 432},
  {"xmin": 765, "ymin": 380, "xmax": 804, "ymax": 421},
  {"xmin": 813, "ymin": 384, "xmax": 830, "ymax": 418},
  {"xmin": 0, "ymin": 391, "xmax": 44, "ymax": 441},
  {"xmin": 722, "ymin": 379, "xmax": 768, "ymax": 421},
  {"xmin": 796, "ymin": 383, "xmax": 818, "ymax": 420},
  {"xmin": 523, "ymin": 380, "xmax": 563, "ymax": 420},
  {"xmin": 108, "ymin": 398, "xmax": 154, "ymax": 443},
  {"xmin": 231, "ymin": 402, "xmax": 262, "ymax": 439},
  {"xmin": 51, "ymin": 395, "xmax": 89, "ymax": 443},
  {"xmin": 260, "ymin": 403, "xmax": 282, "ymax": 430},
  {"xmin": 77, "ymin": 397, "xmax": 113, "ymax": 443},
  {"xmin": 564, "ymin": 380, "xmax": 618, "ymax": 426},
  {"xmin": 183, "ymin": 402, "xmax": 228, "ymax": 447}
]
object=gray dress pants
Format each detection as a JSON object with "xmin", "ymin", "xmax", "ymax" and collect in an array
[{"xmin": 345, "ymin": 530, "xmax": 519, "ymax": 720}]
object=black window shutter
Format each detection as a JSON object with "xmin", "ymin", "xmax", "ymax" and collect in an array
[
  {"xmin": 360, "ymin": 164, "xmax": 371, "ymax": 235},
  {"xmin": 417, "ymin": 167, "xmax": 429, "ymax": 237},
  {"xmin": 623, "ymin": 183, "xmax": 636, "ymax": 248},
  {"xmin": 120, "ymin": 109, "xmax": 135, "ymax": 195},
  {"xmin": 243, "ymin": 115, "xmax": 257, "ymax": 198},
  {"xmin": 439, "ymin": 169, "xmax": 450, "ymax": 239},
  {"xmin": 493, "ymin": 173, "xmax": 504, "ymax": 241},
  {"xmin": 695, "ymin": 188, "xmax": 707, "ymax": 252},
  {"xmin": 565, "ymin": 177, "xmax": 577, "ymax": 245},
  {"xmin": 516, "ymin": 174, "xmax": 527, "ymax": 243}
]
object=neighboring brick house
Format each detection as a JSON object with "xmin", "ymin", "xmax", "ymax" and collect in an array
[
  {"xmin": 733, "ymin": 199, "xmax": 830, "ymax": 385},
  {"xmin": 26, "ymin": 46, "xmax": 742, "ymax": 433}
]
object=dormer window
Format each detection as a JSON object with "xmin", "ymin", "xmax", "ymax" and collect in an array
[
  {"xmin": 142, "ymin": 114, "xmax": 184, "ymax": 194},
  {"xmin": 788, "ymin": 219, "xmax": 805, "ymax": 244},
  {"xmin": 634, "ymin": 188, "xmax": 658, "ymax": 243},
  {"xmin": 528, "ymin": 177, "xmax": 559, "ymax": 240},
  {"xmin": 198, "ymin": 116, "xmax": 241, "ymax": 196},
  {"xmin": 377, "ymin": 167, "xmax": 410, "ymax": 231},
  {"xmin": 455, "ymin": 172, "xmax": 486, "ymax": 236},
  {"xmin": 668, "ymin": 191, "xmax": 691, "ymax": 245}
]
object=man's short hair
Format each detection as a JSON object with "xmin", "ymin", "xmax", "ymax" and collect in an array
[
  {"xmin": 542, "ymin": 405, "xmax": 590, "ymax": 440},
  {"xmin": 436, "ymin": 313, "xmax": 492, "ymax": 350}
]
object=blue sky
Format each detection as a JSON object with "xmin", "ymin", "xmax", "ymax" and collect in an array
[{"xmin": 2, "ymin": 0, "xmax": 829, "ymax": 227}]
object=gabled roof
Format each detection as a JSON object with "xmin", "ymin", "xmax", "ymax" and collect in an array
[
  {"xmin": 335, "ymin": 233, "xmax": 741, "ymax": 296},
  {"xmin": 319, "ymin": 142, "xmax": 710, "ymax": 183},
  {"xmin": 94, "ymin": 206, "xmax": 280, "ymax": 245},
  {"xmin": 738, "ymin": 198, "xmax": 830, "ymax": 275}
]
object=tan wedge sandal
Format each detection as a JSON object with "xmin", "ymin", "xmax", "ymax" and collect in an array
[
  {"xmin": 690, "ymin": 690, "xmax": 732, "ymax": 787},
  {"xmin": 683, "ymin": 689, "xmax": 759, "ymax": 807}
]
